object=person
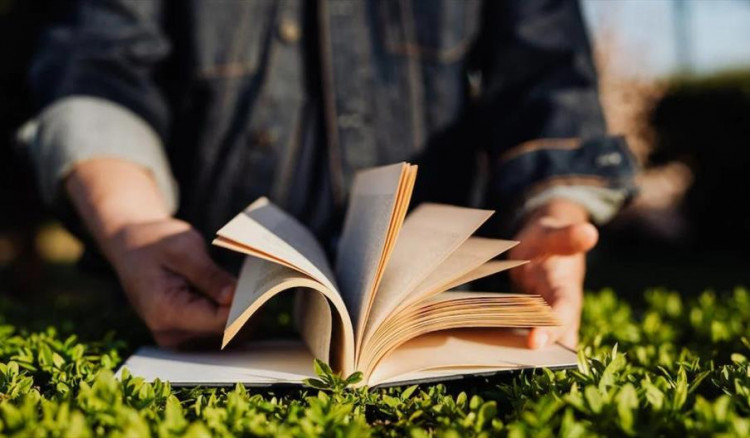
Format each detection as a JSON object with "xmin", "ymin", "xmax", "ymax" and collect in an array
[{"xmin": 20, "ymin": 0, "xmax": 636, "ymax": 350}]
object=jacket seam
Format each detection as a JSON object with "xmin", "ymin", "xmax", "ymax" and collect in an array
[
  {"xmin": 499, "ymin": 137, "xmax": 582, "ymax": 164},
  {"xmin": 318, "ymin": 0, "xmax": 345, "ymax": 205}
]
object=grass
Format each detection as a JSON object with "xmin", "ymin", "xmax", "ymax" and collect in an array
[{"xmin": 0, "ymin": 285, "xmax": 748, "ymax": 437}]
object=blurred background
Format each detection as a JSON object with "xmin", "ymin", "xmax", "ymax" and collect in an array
[
  {"xmin": 580, "ymin": 0, "xmax": 750, "ymax": 296},
  {"xmin": 1, "ymin": 0, "xmax": 749, "ymax": 329}
]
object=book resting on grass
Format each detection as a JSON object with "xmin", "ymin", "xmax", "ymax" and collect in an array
[{"xmin": 118, "ymin": 163, "xmax": 577, "ymax": 387}]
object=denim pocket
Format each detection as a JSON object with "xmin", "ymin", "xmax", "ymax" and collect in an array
[
  {"xmin": 191, "ymin": 0, "xmax": 276, "ymax": 79},
  {"xmin": 377, "ymin": 0, "xmax": 480, "ymax": 64}
]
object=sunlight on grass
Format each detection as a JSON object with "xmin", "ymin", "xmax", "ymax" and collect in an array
[{"xmin": 34, "ymin": 223, "xmax": 83, "ymax": 264}]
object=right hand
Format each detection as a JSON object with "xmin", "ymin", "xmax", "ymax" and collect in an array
[
  {"xmin": 65, "ymin": 158, "xmax": 235, "ymax": 348},
  {"xmin": 107, "ymin": 219, "xmax": 236, "ymax": 348}
]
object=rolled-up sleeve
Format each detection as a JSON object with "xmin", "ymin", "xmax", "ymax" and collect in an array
[
  {"xmin": 494, "ymin": 136, "xmax": 636, "ymax": 225},
  {"xmin": 19, "ymin": 96, "xmax": 179, "ymax": 213},
  {"xmin": 21, "ymin": 0, "xmax": 176, "ymax": 212},
  {"xmin": 477, "ymin": 0, "xmax": 638, "ymax": 226},
  {"xmin": 522, "ymin": 185, "xmax": 628, "ymax": 225}
]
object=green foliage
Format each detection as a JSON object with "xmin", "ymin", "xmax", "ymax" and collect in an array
[
  {"xmin": 669, "ymin": 69, "xmax": 750, "ymax": 97},
  {"xmin": 0, "ymin": 288, "xmax": 749, "ymax": 436}
]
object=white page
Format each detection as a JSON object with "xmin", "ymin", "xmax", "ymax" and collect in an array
[
  {"xmin": 368, "ymin": 329, "xmax": 577, "ymax": 386},
  {"xmin": 115, "ymin": 334, "xmax": 576, "ymax": 388},
  {"xmin": 438, "ymin": 260, "xmax": 528, "ymax": 293},
  {"xmin": 361, "ymin": 293, "xmax": 559, "ymax": 374},
  {"xmin": 223, "ymin": 257, "xmax": 355, "ymax": 374},
  {"xmin": 116, "ymin": 340, "xmax": 315, "ymax": 386},
  {"xmin": 215, "ymin": 197, "xmax": 338, "ymax": 293},
  {"xmin": 396, "ymin": 237, "xmax": 518, "ymax": 312},
  {"xmin": 335, "ymin": 163, "xmax": 412, "ymax": 348},
  {"xmin": 361, "ymin": 204, "xmax": 493, "ymax": 351}
]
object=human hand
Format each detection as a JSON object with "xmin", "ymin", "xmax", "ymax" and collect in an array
[
  {"xmin": 65, "ymin": 159, "xmax": 235, "ymax": 348},
  {"xmin": 106, "ymin": 219, "xmax": 236, "ymax": 348},
  {"xmin": 508, "ymin": 199, "xmax": 598, "ymax": 350}
]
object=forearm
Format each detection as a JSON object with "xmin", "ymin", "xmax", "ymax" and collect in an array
[
  {"xmin": 20, "ymin": 97, "xmax": 179, "ymax": 213},
  {"xmin": 65, "ymin": 159, "xmax": 171, "ymax": 261},
  {"xmin": 64, "ymin": 159, "xmax": 234, "ymax": 347}
]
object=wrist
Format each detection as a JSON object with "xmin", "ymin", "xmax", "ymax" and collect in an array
[
  {"xmin": 65, "ymin": 158, "xmax": 171, "ymax": 257},
  {"xmin": 524, "ymin": 199, "xmax": 590, "ymax": 227}
]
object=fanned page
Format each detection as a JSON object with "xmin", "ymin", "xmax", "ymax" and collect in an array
[
  {"xmin": 335, "ymin": 163, "xmax": 417, "ymax": 354},
  {"xmin": 361, "ymin": 204, "xmax": 495, "ymax": 353},
  {"xmin": 214, "ymin": 197, "xmax": 338, "ymax": 293},
  {"xmin": 213, "ymin": 198, "xmax": 356, "ymax": 374},
  {"xmin": 222, "ymin": 257, "xmax": 357, "ymax": 372},
  {"xmin": 398, "ymin": 238, "xmax": 521, "ymax": 312},
  {"xmin": 357, "ymin": 201, "xmax": 557, "ymax": 375},
  {"xmin": 368, "ymin": 329, "xmax": 577, "ymax": 387},
  {"xmin": 360, "ymin": 292, "xmax": 559, "ymax": 379}
]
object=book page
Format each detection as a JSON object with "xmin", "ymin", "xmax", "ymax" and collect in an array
[
  {"xmin": 368, "ymin": 329, "xmax": 577, "ymax": 387},
  {"xmin": 117, "ymin": 340, "xmax": 315, "ymax": 386},
  {"xmin": 223, "ymin": 256, "xmax": 356, "ymax": 375},
  {"xmin": 214, "ymin": 197, "xmax": 338, "ymax": 294},
  {"xmin": 335, "ymin": 163, "xmax": 416, "ymax": 354},
  {"xmin": 361, "ymin": 205, "xmax": 494, "ymax": 352},
  {"xmin": 360, "ymin": 292, "xmax": 559, "ymax": 377},
  {"xmin": 416, "ymin": 260, "xmax": 529, "ymax": 302},
  {"xmin": 395, "ymin": 237, "xmax": 519, "ymax": 313}
]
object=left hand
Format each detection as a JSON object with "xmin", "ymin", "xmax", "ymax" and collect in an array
[{"xmin": 508, "ymin": 199, "xmax": 598, "ymax": 350}]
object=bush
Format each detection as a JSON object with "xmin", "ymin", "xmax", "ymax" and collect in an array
[
  {"xmin": 0, "ymin": 288, "xmax": 748, "ymax": 436},
  {"xmin": 651, "ymin": 70, "xmax": 750, "ymax": 249}
]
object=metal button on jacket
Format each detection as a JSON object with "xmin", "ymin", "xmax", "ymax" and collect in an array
[
  {"xmin": 251, "ymin": 129, "xmax": 276, "ymax": 148},
  {"xmin": 278, "ymin": 19, "xmax": 301, "ymax": 44}
]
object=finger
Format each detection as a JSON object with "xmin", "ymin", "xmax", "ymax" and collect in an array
[
  {"xmin": 164, "ymin": 295, "xmax": 231, "ymax": 333},
  {"xmin": 167, "ymin": 242, "xmax": 236, "ymax": 304},
  {"xmin": 559, "ymin": 329, "xmax": 578, "ymax": 350},
  {"xmin": 538, "ymin": 222, "xmax": 598, "ymax": 256},
  {"xmin": 528, "ymin": 327, "xmax": 551, "ymax": 349},
  {"xmin": 153, "ymin": 330, "xmax": 223, "ymax": 350},
  {"xmin": 177, "ymin": 334, "xmax": 224, "ymax": 350},
  {"xmin": 527, "ymin": 290, "xmax": 580, "ymax": 348},
  {"xmin": 153, "ymin": 330, "xmax": 196, "ymax": 349}
]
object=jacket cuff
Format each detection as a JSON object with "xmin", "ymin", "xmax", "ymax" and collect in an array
[
  {"xmin": 18, "ymin": 96, "xmax": 179, "ymax": 213},
  {"xmin": 520, "ymin": 185, "xmax": 628, "ymax": 225},
  {"xmin": 492, "ymin": 135, "xmax": 638, "ymax": 227}
]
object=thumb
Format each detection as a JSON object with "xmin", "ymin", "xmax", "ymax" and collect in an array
[
  {"xmin": 537, "ymin": 222, "xmax": 599, "ymax": 256},
  {"xmin": 527, "ymin": 290, "xmax": 581, "ymax": 349},
  {"xmin": 165, "ymin": 297, "xmax": 231, "ymax": 335}
]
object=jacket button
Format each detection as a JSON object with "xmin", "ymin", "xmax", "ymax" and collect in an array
[
  {"xmin": 596, "ymin": 152, "xmax": 622, "ymax": 167},
  {"xmin": 251, "ymin": 129, "xmax": 276, "ymax": 148},
  {"xmin": 337, "ymin": 113, "xmax": 363, "ymax": 129},
  {"xmin": 278, "ymin": 19, "xmax": 301, "ymax": 44}
]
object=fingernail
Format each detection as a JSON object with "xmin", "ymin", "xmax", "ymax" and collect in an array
[
  {"xmin": 219, "ymin": 286, "xmax": 234, "ymax": 303},
  {"xmin": 533, "ymin": 332, "xmax": 549, "ymax": 349}
]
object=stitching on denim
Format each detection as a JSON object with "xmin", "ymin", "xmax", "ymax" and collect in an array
[{"xmin": 499, "ymin": 138, "xmax": 582, "ymax": 164}]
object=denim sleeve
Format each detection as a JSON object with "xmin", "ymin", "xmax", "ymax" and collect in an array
[
  {"xmin": 23, "ymin": 0, "xmax": 175, "ymax": 211},
  {"xmin": 18, "ymin": 96, "xmax": 179, "ymax": 213},
  {"xmin": 30, "ymin": 0, "xmax": 170, "ymax": 136},
  {"xmin": 498, "ymin": 136, "xmax": 637, "ymax": 226},
  {"xmin": 476, "ymin": 0, "xmax": 638, "ymax": 224}
]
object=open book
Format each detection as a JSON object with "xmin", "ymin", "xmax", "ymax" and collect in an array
[{"xmin": 119, "ymin": 163, "xmax": 577, "ymax": 387}]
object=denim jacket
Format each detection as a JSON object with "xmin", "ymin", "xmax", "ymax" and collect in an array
[{"xmin": 22, "ymin": 0, "xmax": 637, "ymax": 248}]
